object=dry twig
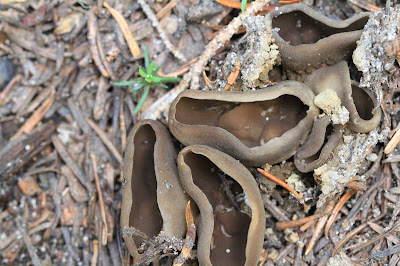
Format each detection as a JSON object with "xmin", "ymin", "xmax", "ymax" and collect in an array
[
  {"xmin": 158, "ymin": 58, "xmax": 198, "ymax": 77},
  {"xmin": 172, "ymin": 201, "xmax": 196, "ymax": 266},
  {"xmin": 276, "ymin": 213, "xmax": 322, "ymax": 231},
  {"xmin": 351, "ymin": 218, "xmax": 400, "ymax": 254},
  {"xmin": 91, "ymin": 153, "xmax": 109, "ymax": 246},
  {"xmin": 51, "ymin": 135, "xmax": 94, "ymax": 193},
  {"xmin": 88, "ymin": 7, "xmax": 110, "ymax": 77},
  {"xmin": 190, "ymin": 0, "xmax": 272, "ymax": 90},
  {"xmin": 103, "ymin": 2, "xmax": 140, "ymax": 57},
  {"xmin": 325, "ymin": 190, "xmax": 356, "ymax": 238},
  {"xmin": 11, "ymin": 91, "xmax": 55, "ymax": 141},
  {"xmin": 305, "ymin": 201, "xmax": 335, "ymax": 255},
  {"xmin": 86, "ymin": 118, "xmax": 123, "ymax": 163},
  {"xmin": 257, "ymin": 168, "xmax": 304, "ymax": 203},
  {"xmin": 138, "ymin": 0, "xmax": 186, "ymax": 62},
  {"xmin": 385, "ymin": 126, "xmax": 400, "ymax": 154},
  {"xmin": 348, "ymin": 0, "xmax": 381, "ymax": 12},
  {"xmin": 91, "ymin": 240, "xmax": 99, "ymax": 266},
  {"xmin": 141, "ymin": 0, "xmax": 272, "ymax": 120},
  {"xmin": 0, "ymin": 74, "xmax": 22, "ymax": 106},
  {"xmin": 222, "ymin": 60, "xmax": 241, "ymax": 91},
  {"xmin": 332, "ymin": 213, "xmax": 386, "ymax": 256}
]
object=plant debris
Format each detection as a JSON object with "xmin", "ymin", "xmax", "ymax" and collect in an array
[{"xmin": 0, "ymin": 0, "xmax": 399, "ymax": 265}]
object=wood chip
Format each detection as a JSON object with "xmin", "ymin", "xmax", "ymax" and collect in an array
[
  {"xmin": 61, "ymin": 165, "xmax": 89, "ymax": 203},
  {"xmin": 18, "ymin": 176, "xmax": 41, "ymax": 196},
  {"xmin": 86, "ymin": 118, "xmax": 123, "ymax": 164},
  {"xmin": 103, "ymin": 2, "xmax": 141, "ymax": 57}
]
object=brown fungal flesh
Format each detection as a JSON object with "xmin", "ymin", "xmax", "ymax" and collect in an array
[
  {"xmin": 294, "ymin": 62, "xmax": 381, "ymax": 172},
  {"xmin": 295, "ymin": 121, "xmax": 343, "ymax": 173},
  {"xmin": 351, "ymin": 81, "xmax": 375, "ymax": 121},
  {"xmin": 265, "ymin": 3, "xmax": 370, "ymax": 71},
  {"xmin": 304, "ymin": 61, "xmax": 381, "ymax": 133},
  {"xmin": 177, "ymin": 145, "xmax": 265, "ymax": 266},
  {"xmin": 169, "ymin": 81, "xmax": 319, "ymax": 166},
  {"xmin": 121, "ymin": 120, "xmax": 189, "ymax": 260},
  {"xmin": 175, "ymin": 96, "xmax": 307, "ymax": 148},
  {"xmin": 272, "ymin": 11, "xmax": 367, "ymax": 46},
  {"xmin": 129, "ymin": 124, "xmax": 162, "ymax": 240}
]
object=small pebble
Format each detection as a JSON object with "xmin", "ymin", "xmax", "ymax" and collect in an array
[{"xmin": 166, "ymin": 15, "xmax": 179, "ymax": 35}]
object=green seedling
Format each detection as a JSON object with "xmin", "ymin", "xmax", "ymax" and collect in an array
[
  {"xmin": 114, "ymin": 46, "xmax": 181, "ymax": 114},
  {"xmin": 76, "ymin": 0, "xmax": 91, "ymax": 9},
  {"xmin": 241, "ymin": 0, "xmax": 247, "ymax": 11}
]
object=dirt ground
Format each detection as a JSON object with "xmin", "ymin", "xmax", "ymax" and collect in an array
[{"xmin": 0, "ymin": 0, "xmax": 399, "ymax": 265}]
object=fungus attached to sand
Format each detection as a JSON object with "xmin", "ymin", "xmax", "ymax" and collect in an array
[
  {"xmin": 265, "ymin": 3, "xmax": 369, "ymax": 72},
  {"xmin": 304, "ymin": 61, "xmax": 381, "ymax": 133},
  {"xmin": 294, "ymin": 61, "xmax": 382, "ymax": 172},
  {"xmin": 121, "ymin": 120, "xmax": 189, "ymax": 261},
  {"xmin": 169, "ymin": 81, "xmax": 319, "ymax": 166},
  {"xmin": 177, "ymin": 145, "xmax": 265, "ymax": 266}
]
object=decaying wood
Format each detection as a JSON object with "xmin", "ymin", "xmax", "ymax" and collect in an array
[
  {"xmin": 190, "ymin": 0, "xmax": 272, "ymax": 90},
  {"xmin": 103, "ymin": 1, "xmax": 141, "ymax": 57},
  {"xmin": 51, "ymin": 134, "xmax": 94, "ymax": 193},
  {"xmin": 86, "ymin": 118, "xmax": 123, "ymax": 164},
  {"xmin": 141, "ymin": 0, "xmax": 272, "ymax": 120},
  {"xmin": 88, "ymin": 7, "xmax": 110, "ymax": 78},
  {"xmin": 0, "ymin": 121, "xmax": 56, "ymax": 177},
  {"xmin": 10, "ymin": 91, "xmax": 55, "ymax": 141},
  {"xmin": 138, "ymin": 0, "xmax": 186, "ymax": 62}
]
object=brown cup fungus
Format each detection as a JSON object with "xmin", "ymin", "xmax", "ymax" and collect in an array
[
  {"xmin": 121, "ymin": 120, "xmax": 189, "ymax": 261},
  {"xmin": 294, "ymin": 116, "xmax": 343, "ymax": 173},
  {"xmin": 304, "ymin": 61, "xmax": 381, "ymax": 133},
  {"xmin": 169, "ymin": 81, "xmax": 319, "ymax": 166},
  {"xmin": 295, "ymin": 61, "xmax": 382, "ymax": 172},
  {"xmin": 265, "ymin": 3, "xmax": 369, "ymax": 72},
  {"xmin": 177, "ymin": 145, "xmax": 265, "ymax": 266}
]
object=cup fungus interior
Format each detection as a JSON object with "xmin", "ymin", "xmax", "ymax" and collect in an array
[
  {"xmin": 183, "ymin": 153, "xmax": 250, "ymax": 266},
  {"xmin": 129, "ymin": 125, "xmax": 163, "ymax": 242},
  {"xmin": 351, "ymin": 84, "xmax": 374, "ymax": 120},
  {"xmin": 272, "ymin": 11, "xmax": 368, "ymax": 46},
  {"xmin": 175, "ymin": 96, "xmax": 308, "ymax": 148}
]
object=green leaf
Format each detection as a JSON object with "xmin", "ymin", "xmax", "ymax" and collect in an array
[
  {"xmin": 152, "ymin": 64, "xmax": 162, "ymax": 75},
  {"xmin": 130, "ymin": 82, "xmax": 145, "ymax": 92},
  {"xmin": 241, "ymin": 0, "xmax": 247, "ymax": 12},
  {"xmin": 76, "ymin": 0, "xmax": 90, "ymax": 9},
  {"xmin": 113, "ymin": 79, "xmax": 143, "ymax": 86},
  {"xmin": 133, "ymin": 86, "xmax": 150, "ymax": 114},
  {"xmin": 139, "ymin": 66, "xmax": 147, "ymax": 78},
  {"xmin": 159, "ymin": 77, "xmax": 181, "ymax": 83},
  {"xmin": 114, "ymin": 80, "xmax": 135, "ymax": 86},
  {"xmin": 144, "ymin": 46, "xmax": 150, "ymax": 69},
  {"xmin": 147, "ymin": 62, "xmax": 156, "ymax": 75},
  {"xmin": 151, "ymin": 76, "xmax": 161, "ymax": 83}
]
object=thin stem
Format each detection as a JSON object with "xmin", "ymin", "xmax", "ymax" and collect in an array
[
  {"xmin": 133, "ymin": 86, "xmax": 150, "ymax": 114},
  {"xmin": 159, "ymin": 77, "xmax": 181, "ymax": 83},
  {"xmin": 144, "ymin": 46, "xmax": 150, "ymax": 69},
  {"xmin": 113, "ymin": 79, "xmax": 143, "ymax": 86},
  {"xmin": 130, "ymin": 82, "xmax": 145, "ymax": 92},
  {"xmin": 257, "ymin": 168, "xmax": 303, "ymax": 202}
]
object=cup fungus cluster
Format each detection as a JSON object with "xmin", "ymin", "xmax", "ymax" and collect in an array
[{"xmin": 121, "ymin": 4, "xmax": 382, "ymax": 265}]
